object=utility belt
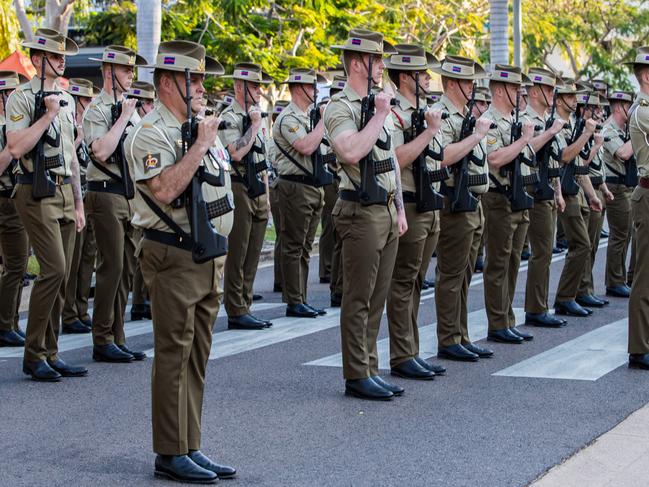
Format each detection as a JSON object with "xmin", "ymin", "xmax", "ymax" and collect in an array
[
  {"xmin": 17, "ymin": 173, "xmax": 70, "ymax": 186},
  {"xmin": 590, "ymin": 175, "xmax": 604, "ymax": 189},
  {"xmin": 144, "ymin": 228, "xmax": 193, "ymax": 252},
  {"xmin": 0, "ymin": 188, "xmax": 13, "ymax": 198},
  {"xmin": 402, "ymin": 191, "xmax": 417, "ymax": 204},
  {"xmin": 279, "ymin": 174, "xmax": 320, "ymax": 187},
  {"xmin": 339, "ymin": 189, "xmax": 394, "ymax": 206},
  {"xmin": 605, "ymin": 176, "xmax": 625, "ymax": 185},
  {"xmin": 87, "ymin": 180, "xmax": 128, "ymax": 196}
]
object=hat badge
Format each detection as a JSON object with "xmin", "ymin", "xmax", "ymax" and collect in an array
[{"xmin": 198, "ymin": 58, "xmax": 205, "ymax": 72}]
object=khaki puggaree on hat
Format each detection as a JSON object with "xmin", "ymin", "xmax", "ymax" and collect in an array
[
  {"xmin": 426, "ymin": 91, "xmax": 442, "ymax": 104},
  {"xmin": 624, "ymin": 47, "xmax": 649, "ymax": 66},
  {"xmin": 223, "ymin": 62, "xmax": 273, "ymax": 83},
  {"xmin": 0, "ymin": 70, "xmax": 21, "ymax": 91},
  {"xmin": 608, "ymin": 91, "xmax": 634, "ymax": 103},
  {"xmin": 577, "ymin": 92, "xmax": 604, "ymax": 106},
  {"xmin": 431, "ymin": 55, "xmax": 487, "ymax": 80},
  {"xmin": 556, "ymin": 77, "xmax": 589, "ymax": 95},
  {"xmin": 148, "ymin": 40, "xmax": 224, "ymax": 76},
  {"xmin": 272, "ymin": 99, "xmax": 290, "ymax": 115},
  {"xmin": 591, "ymin": 79, "xmax": 609, "ymax": 91},
  {"xmin": 22, "ymin": 28, "xmax": 78, "ymax": 56},
  {"xmin": 527, "ymin": 67, "xmax": 563, "ymax": 88},
  {"xmin": 127, "ymin": 81, "xmax": 155, "ymax": 100},
  {"xmin": 89, "ymin": 45, "xmax": 147, "ymax": 67},
  {"xmin": 281, "ymin": 68, "xmax": 327, "ymax": 85},
  {"xmin": 331, "ymin": 28, "xmax": 396, "ymax": 55},
  {"xmin": 489, "ymin": 64, "xmax": 532, "ymax": 85},
  {"xmin": 474, "ymin": 85, "xmax": 491, "ymax": 103},
  {"xmin": 384, "ymin": 44, "xmax": 439, "ymax": 71},
  {"xmin": 222, "ymin": 91, "xmax": 235, "ymax": 105},
  {"xmin": 66, "ymin": 78, "xmax": 98, "ymax": 98},
  {"xmin": 330, "ymin": 75, "xmax": 347, "ymax": 92}
]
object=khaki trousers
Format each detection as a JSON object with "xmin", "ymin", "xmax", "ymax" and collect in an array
[
  {"xmin": 386, "ymin": 203, "xmax": 438, "ymax": 367},
  {"xmin": 628, "ymin": 227, "xmax": 637, "ymax": 285},
  {"xmin": 606, "ymin": 184, "xmax": 633, "ymax": 287},
  {"xmin": 435, "ymin": 196, "xmax": 484, "ymax": 347},
  {"xmin": 277, "ymin": 179, "xmax": 323, "ymax": 305},
  {"xmin": 319, "ymin": 182, "xmax": 338, "ymax": 280},
  {"xmin": 333, "ymin": 199, "xmax": 398, "ymax": 380},
  {"xmin": 85, "ymin": 191, "xmax": 135, "ymax": 346},
  {"xmin": 62, "ymin": 218, "xmax": 96, "ymax": 324},
  {"xmin": 628, "ymin": 187, "xmax": 649, "ymax": 353},
  {"xmin": 224, "ymin": 182, "xmax": 268, "ymax": 317},
  {"xmin": 329, "ymin": 180, "xmax": 343, "ymax": 297},
  {"xmin": 579, "ymin": 188, "xmax": 606, "ymax": 296},
  {"xmin": 131, "ymin": 227, "xmax": 148, "ymax": 306},
  {"xmin": 0, "ymin": 196, "xmax": 29, "ymax": 332},
  {"xmin": 525, "ymin": 199, "xmax": 557, "ymax": 314},
  {"xmin": 483, "ymin": 192, "xmax": 529, "ymax": 330},
  {"xmin": 556, "ymin": 194, "xmax": 591, "ymax": 302},
  {"xmin": 269, "ymin": 182, "xmax": 283, "ymax": 288},
  {"xmin": 14, "ymin": 183, "xmax": 76, "ymax": 362},
  {"xmin": 140, "ymin": 239, "xmax": 224, "ymax": 455}
]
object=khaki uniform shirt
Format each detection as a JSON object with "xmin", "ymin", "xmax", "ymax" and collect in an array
[
  {"xmin": 483, "ymin": 105, "xmax": 530, "ymax": 188},
  {"xmin": 5, "ymin": 77, "xmax": 76, "ymax": 176},
  {"xmin": 0, "ymin": 114, "xmax": 11, "ymax": 190},
  {"xmin": 432, "ymin": 94, "xmax": 488, "ymax": 194},
  {"xmin": 602, "ymin": 119, "xmax": 628, "ymax": 178},
  {"xmin": 218, "ymin": 99, "xmax": 268, "ymax": 178},
  {"xmin": 273, "ymin": 101, "xmax": 315, "ymax": 176},
  {"xmin": 558, "ymin": 115, "xmax": 588, "ymax": 204},
  {"xmin": 524, "ymin": 106, "xmax": 561, "ymax": 180},
  {"xmin": 630, "ymin": 92, "xmax": 649, "ymax": 179},
  {"xmin": 323, "ymin": 85, "xmax": 396, "ymax": 193},
  {"xmin": 82, "ymin": 89, "xmax": 141, "ymax": 182},
  {"xmin": 390, "ymin": 92, "xmax": 443, "ymax": 193},
  {"xmin": 125, "ymin": 103, "xmax": 233, "ymax": 236}
]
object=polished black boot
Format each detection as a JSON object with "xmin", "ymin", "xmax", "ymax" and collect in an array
[
  {"xmin": 345, "ymin": 378, "xmax": 393, "ymax": 401},
  {"xmin": 188, "ymin": 450, "xmax": 236, "ymax": 479},
  {"xmin": 93, "ymin": 343, "xmax": 134, "ymax": 363},
  {"xmin": 22, "ymin": 360, "xmax": 62, "ymax": 382},
  {"xmin": 47, "ymin": 358, "xmax": 88, "ymax": 377},
  {"xmin": 154, "ymin": 455, "xmax": 217, "ymax": 484}
]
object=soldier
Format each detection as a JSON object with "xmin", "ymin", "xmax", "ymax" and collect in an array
[
  {"xmin": 268, "ymin": 99, "xmax": 289, "ymax": 293},
  {"xmin": 430, "ymin": 56, "xmax": 493, "ymax": 361},
  {"xmin": 327, "ymin": 75, "xmax": 346, "ymax": 308},
  {"xmin": 472, "ymin": 85, "xmax": 491, "ymax": 274},
  {"xmin": 481, "ymin": 64, "xmax": 535, "ymax": 344},
  {"xmin": 6, "ymin": 28, "xmax": 88, "ymax": 380},
  {"xmin": 324, "ymin": 29, "xmax": 407, "ymax": 400},
  {"xmin": 553, "ymin": 79, "xmax": 604, "ymax": 317},
  {"xmin": 626, "ymin": 47, "xmax": 649, "ymax": 369},
  {"xmin": 274, "ymin": 68, "xmax": 328, "ymax": 318},
  {"xmin": 61, "ymin": 78, "xmax": 97, "ymax": 334},
  {"xmin": 384, "ymin": 44, "xmax": 445, "ymax": 379},
  {"xmin": 83, "ymin": 45, "xmax": 147, "ymax": 362},
  {"xmin": 125, "ymin": 40, "xmax": 236, "ymax": 482},
  {"xmin": 523, "ymin": 68, "xmax": 568, "ymax": 328},
  {"xmin": 125, "ymin": 80, "xmax": 156, "ymax": 321},
  {"xmin": 603, "ymin": 90, "xmax": 636, "ymax": 298},
  {"xmin": 576, "ymin": 93, "xmax": 614, "ymax": 307},
  {"xmin": 0, "ymin": 70, "xmax": 27, "ymax": 347},
  {"xmin": 219, "ymin": 62, "xmax": 273, "ymax": 330}
]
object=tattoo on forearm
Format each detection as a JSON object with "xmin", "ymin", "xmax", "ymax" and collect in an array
[
  {"xmin": 71, "ymin": 157, "xmax": 82, "ymax": 201},
  {"xmin": 234, "ymin": 127, "xmax": 255, "ymax": 152},
  {"xmin": 394, "ymin": 163, "xmax": 404, "ymax": 211}
]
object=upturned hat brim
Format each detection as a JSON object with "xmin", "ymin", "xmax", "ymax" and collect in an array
[
  {"xmin": 23, "ymin": 36, "xmax": 78, "ymax": 56},
  {"xmin": 331, "ymin": 40, "xmax": 397, "ymax": 56},
  {"xmin": 148, "ymin": 55, "xmax": 224, "ymax": 76},
  {"xmin": 431, "ymin": 58, "xmax": 487, "ymax": 80},
  {"xmin": 384, "ymin": 52, "xmax": 439, "ymax": 71},
  {"xmin": 88, "ymin": 53, "xmax": 148, "ymax": 67}
]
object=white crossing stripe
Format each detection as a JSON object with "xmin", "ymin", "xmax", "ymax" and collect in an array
[
  {"xmin": 493, "ymin": 318, "xmax": 629, "ymax": 381},
  {"xmin": 305, "ymin": 308, "xmax": 526, "ymax": 369}
]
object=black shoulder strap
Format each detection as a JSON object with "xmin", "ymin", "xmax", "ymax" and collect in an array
[
  {"xmin": 276, "ymin": 116, "xmax": 314, "ymax": 176},
  {"xmin": 138, "ymin": 188, "xmax": 191, "ymax": 241},
  {"xmin": 90, "ymin": 158, "xmax": 122, "ymax": 182}
]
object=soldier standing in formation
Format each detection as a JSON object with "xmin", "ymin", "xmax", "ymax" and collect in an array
[
  {"xmin": 0, "ymin": 70, "xmax": 27, "ymax": 347},
  {"xmin": 61, "ymin": 78, "xmax": 97, "ymax": 334},
  {"xmin": 6, "ymin": 28, "xmax": 87, "ymax": 380}
]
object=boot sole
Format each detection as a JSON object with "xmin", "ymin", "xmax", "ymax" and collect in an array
[
  {"xmin": 92, "ymin": 354, "xmax": 134, "ymax": 363},
  {"xmin": 487, "ymin": 336, "xmax": 523, "ymax": 344},
  {"xmin": 629, "ymin": 362, "xmax": 649, "ymax": 370},
  {"xmin": 436, "ymin": 353, "xmax": 478, "ymax": 362},
  {"xmin": 22, "ymin": 367, "xmax": 61, "ymax": 382},
  {"xmin": 154, "ymin": 470, "xmax": 217, "ymax": 484},
  {"xmin": 390, "ymin": 370, "xmax": 435, "ymax": 381},
  {"xmin": 344, "ymin": 389, "xmax": 393, "ymax": 401}
]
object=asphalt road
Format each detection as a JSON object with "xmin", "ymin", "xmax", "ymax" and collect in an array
[{"xmin": 0, "ymin": 237, "xmax": 642, "ymax": 487}]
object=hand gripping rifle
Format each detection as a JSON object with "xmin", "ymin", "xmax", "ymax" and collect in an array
[
  {"xmin": 449, "ymin": 84, "xmax": 490, "ymax": 212},
  {"xmin": 179, "ymin": 69, "xmax": 231, "ymax": 263},
  {"xmin": 499, "ymin": 89, "xmax": 536, "ymax": 211},
  {"xmin": 108, "ymin": 66, "xmax": 135, "ymax": 199},
  {"xmin": 533, "ymin": 88, "xmax": 563, "ymax": 201},
  {"xmin": 561, "ymin": 106, "xmax": 590, "ymax": 196},
  {"xmin": 409, "ymin": 72, "xmax": 449, "ymax": 212},
  {"xmin": 622, "ymin": 115, "xmax": 638, "ymax": 187},
  {"xmin": 358, "ymin": 56, "xmax": 398, "ymax": 205},
  {"xmin": 31, "ymin": 55, "xmax": 68, "ymax": 199},
  {"xmin": 241, "ymin": 80, "xmax": 268, "ymax": 198},
  {"xmin": 309, "ymin": 79, "xmax": 334, "ymax": 187}
]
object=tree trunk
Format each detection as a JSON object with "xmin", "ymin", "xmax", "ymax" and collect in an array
[
  {"xmin": 489, "ymin": 0, "xmax": 509, "ymax": 68},
  {"xmin": 14, "ymin": 0, "xmax": 33, "ymax": 42},
  {"xmin": 137, "ymin": 0, "xmax": 161, "ymax": 83}
]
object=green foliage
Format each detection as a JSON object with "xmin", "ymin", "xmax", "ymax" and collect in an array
[{"xmin": 0, "ymin": 0, "xmax": 21, "ymax": 58}]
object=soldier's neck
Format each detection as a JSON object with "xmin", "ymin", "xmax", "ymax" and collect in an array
[
  {"xmin": 556, "ymin": 106, "xmax": 570, "ymax": 121},
  {"xmin": 610, "ymin": 112, "xmax": 626, "ymax": 128},
  {"xmin": 529, "ymin": 99, "xmax": 547, "ymax": 117},
  {"xmin": 347, "ymin": 76, "xmax": 371, "ymax": 98},
  {"xmin": 445, "ymin": 91, "xmax": 468, "ymax": 113},
  {"xmin": 640, "ymin": 84, "xmax": 649, "ymax": 96},
  {"xmin": 36, "ymin": 73, "xmax": 57, "ymax": 91},
  {"xmin": 492, "ymin": 98, "xmax": 512, "ymax": 118}
]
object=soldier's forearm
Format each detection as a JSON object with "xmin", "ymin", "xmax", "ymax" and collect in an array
[
  {"xmin": 0, "ymin": 147, "xmax": 13, "ymax": 172},
  {"xmin": 228, "ymin": 125, "xmax": 257, "ymax": 162},
  {"xmin": 331, "ymin": 115, "xmax": 386, "ymax": 165},
  {"xmin": 394, "ymin": 159, "xmax": 404, "ymax": 212},
  {"xmin": 71, "ymin": 154, "xmax": 82, "ymax": 203},
  {"xmin": 6, "ymin": 114, "xmax": 56, "ymax": 159},
  {"xmin": 148, "ymin": 142, "xmax": 206, "ymax": 204}
]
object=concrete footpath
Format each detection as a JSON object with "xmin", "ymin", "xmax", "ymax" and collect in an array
[{"xmin": 531, "ymin": 402, "xmax": 649, "ymax": 486}]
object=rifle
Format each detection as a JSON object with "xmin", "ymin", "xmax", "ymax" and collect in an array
[
  {"xmin": 240, "ymin": 80, "xmax": 268, "ymax": 198},
  {"xmin": 108, "ymin": 66, "xmax": 135, "ymax": 199},
  {"xmin": 358, "ymin": 55, "xmax": 398, "ymax": 205},
  {"xmin": 409, "ymin": 71, "xmax": 449, "ymax": 212},
  {"xmin": 533, "ymin": 89, "xmax": 563, "ymax": 201},
  {"xmin": 178, "ymin": 68, "xmax": 231, "ymax": 263},
  {"xmin": 560, "ymin": 106, "xmax": 590, "ymax": 196},
  {"xmin": 31, "ymin": 55, "xmax": 68, "ymax": 199},
  {"xmin": 499, "ymin": 89, "xmax": 535, "ymax": 211},
  {"xmin": 622, "ymin": 116, "xmax": 638, "ymax": 187},
  {"xmin": 309, "ymin": 80, "xmax": 334, "ymax": 187},
  {"xmin": 448, "ymin": 84, "xmax": 490, "ymax": 213}
]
